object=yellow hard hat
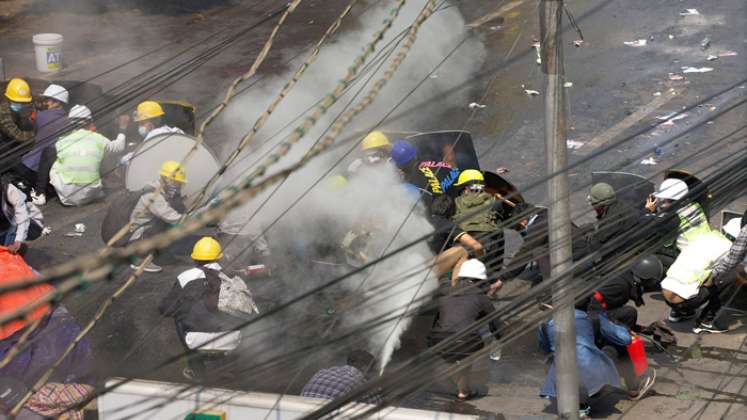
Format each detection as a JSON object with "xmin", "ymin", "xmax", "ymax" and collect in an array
[
  {"xmin": 191, "ymin": 237, "xmax": 223, "ymax": 261},
  {"xmin": 134, "ymin": 100, "xmax": 165, "ymax": 122},
  {"xmin": 455, "ymin": 169, "xmax": 484, "ymax": 186},
  {"xmin": 4, "ymin": 78, "xmax": 32, "ymax": 103},
  {"xmin": 327, "ymin": 174, "xmax": 348, "ymax": 191},
  {"xmin": 361, "ymin": 131, "xmax": 391, "ymax": 151},
  {"xmin": 159, "ymin": 160, "xmax": 187, "ymax": 183}
]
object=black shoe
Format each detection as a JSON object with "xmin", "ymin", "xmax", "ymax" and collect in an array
[
  {"xmin": 668, "ymin": 308, "xmax": 696, "ymax": 323},
  {"xmin": 693, "ymin": 319, "xmax": 728, "ymax": 334}
]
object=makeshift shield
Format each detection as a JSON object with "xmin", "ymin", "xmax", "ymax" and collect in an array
[
  {"xmin": 484, "ymin": 171, "xmax": 525, "ymax": 205},
  {"xmin": 125, "ymin": 132, "xmax": 221, "ymax": 206},
  {"xmin": 664, "ymin": 168, "xmax": 710, "ymax": 217},
  {"xmin": 591, "ymin": 171, "xmax": 654, "ymax": 212},
  {"xmin": 405, "ymin": 130, "xmax": 480, "ymax": 170},
  {"xmin": 157, "ymin": 100, "xmax": 196, "ymax": 135}
]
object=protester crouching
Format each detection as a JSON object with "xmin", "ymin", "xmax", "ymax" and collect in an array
[{"xmin": 429, "ymin": 259, "xmax": 499, "ymax": 400}]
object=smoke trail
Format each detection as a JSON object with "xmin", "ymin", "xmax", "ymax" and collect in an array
[{"xmin": 215, "ymin": 1, "xmax": 485, "ymax": 371}]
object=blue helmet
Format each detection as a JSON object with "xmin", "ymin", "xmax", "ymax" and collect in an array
[{"xmin": 391, "ymin": 139, "xmax": 417, "ymax": 167}]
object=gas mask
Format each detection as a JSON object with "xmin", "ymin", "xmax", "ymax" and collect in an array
[
  {"xmin": 163, "ymin": 181, "xmax": 181, "ymax": 198},
  {"xmin": 594, "ymin": 205, "xmax": 608, "ymax": 219}
]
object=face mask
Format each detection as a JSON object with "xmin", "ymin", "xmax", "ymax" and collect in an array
[
  {"xmin": 163, "ymin": 181, "xmax": 180, "ymax": 198},
  {"xmin": 9, "ymin": 103, "xmax": 23, "ymax": 113},
  {"xmin": 138, "ymin": 126, "xmax": 149, "ymax": 137}
]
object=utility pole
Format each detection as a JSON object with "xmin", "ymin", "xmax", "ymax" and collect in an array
[{"xmin": 541, "ymin": 1, "xmax": 579, "ymax": 419}]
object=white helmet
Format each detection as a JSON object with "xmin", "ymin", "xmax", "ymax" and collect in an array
[
  {"xmin": 42, "ymin": 84, "xmax": 69, "ymax": 104},
  {"xmin": 723, "ymin": 218, "xmax": 743, "ymax": 241},
  {"xmin": 457, "ymin": 259, "xmax": 487, "ymax": 280},
  {"xmin": 654, "ymin": 178, "xmax": 689, "ymax": 201},
  {"xmin": 68, "ymin": 104, "xmax": 92, "ymax": 121}
]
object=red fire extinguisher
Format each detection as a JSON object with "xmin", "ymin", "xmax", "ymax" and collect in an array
[{"xmin": 627, "ymin": 336, "xmax": 649, "ymax": 377}]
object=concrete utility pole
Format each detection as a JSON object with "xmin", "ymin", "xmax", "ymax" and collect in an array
[{"xmin": 540, "ymin": 1, "xmax": 580, "ymax": 418}]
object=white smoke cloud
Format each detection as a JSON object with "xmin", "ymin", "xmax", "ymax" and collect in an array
[{"xmin": 213, "ymin": 1, "xmax": 485, "ymax": 372}]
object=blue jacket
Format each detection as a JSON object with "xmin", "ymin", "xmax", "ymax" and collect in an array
[
  {"xmin": 22, "ymin": 108, "xmax": 69, "ymax": 171},
  {"xmin": 538, "ymin": 309, "xmax": 631, "ymax": 398}
]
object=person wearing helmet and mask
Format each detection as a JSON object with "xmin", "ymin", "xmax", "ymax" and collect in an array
[
  {"xmin": 649, "ymin": 179, "xmax": 728, "ymax": 332},
  {"xmin": 580, "ymin": 256, "xmax": 664, "ymax": 331},
  {"xmin": 429, "ymin": 259, "xmax": 500, "ymax": 401},
  {"xmin": 14, "ymin": 84, "xmax": 71, "ymax": 205},
  {"xmin": 646, "ymin": 178, "xmax": 712, "ymax": 252},
  {"xmin": 584, "ymin": 183, "xmax": 647, "ymax": 252},
  {"xmin": 119, "ymin": 101, "xmax": 185, "ymax": 165},
  {"xmin": 391, "ymin": 139, "xmax": 460, "ymax": 204},
  {"xmin": 451, "ymin": 169, "xmax": 505, "ymax": 295},
  {"xmin": 127, "ymin": 161, "xmax": 188, "ymax": 272},
  {"xmin": 346, "ymin": 131, "xmax": 392, "ymax": 176},
  {"xmin": 134, "ymin": 100, "xmax": 184, "ymax": 141},
  {"xmin": 45, "ymin": 105, "xmax": 126, "ymax": 206},
  {"xmin": 0, "ymin": 78, "xmax": 35, "ymax": 153},
  {"xmin": 159, "ymin": 237, "xmax": 247, "ymax": 380}
]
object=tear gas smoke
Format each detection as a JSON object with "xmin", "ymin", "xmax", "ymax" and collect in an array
[{"xmin": 216, "ymin": 1, "xmax": 485, "ymax": 372}]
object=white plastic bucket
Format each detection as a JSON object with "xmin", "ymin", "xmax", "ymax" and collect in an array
[{"xmin": 32, "ymin": 33, "xmax": 63, "ymax": 73}]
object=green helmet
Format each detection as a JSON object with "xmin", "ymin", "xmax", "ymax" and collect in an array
[{"xmin": 588, "ymin": 182, "xmax": 616, "ymax": 206}]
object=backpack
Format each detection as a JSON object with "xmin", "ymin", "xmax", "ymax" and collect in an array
[{"xmin": 101, "ymin": 189, "xmax": 146, "ymax": 247}]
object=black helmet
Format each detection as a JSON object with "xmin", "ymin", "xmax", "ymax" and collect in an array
[{"xmin": 632, "ymin": 255, "xmax": 664, "ymax": 289}]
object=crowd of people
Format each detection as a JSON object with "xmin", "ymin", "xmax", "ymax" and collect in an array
[
  {"xmin": 320, "ymin": 130, "xmax": 747, "ymax": 416},
  {"xmin": 0, "ymin": 74, "xmax": 745, "ymax": 419}
]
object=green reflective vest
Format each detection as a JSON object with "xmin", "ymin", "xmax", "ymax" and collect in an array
[
  {"xmin": 55, "ymin": 129, "xmax": 107, "ymax": 184},
  {"xmin": 675, "ymin": 202, "xmax": 712, "ymax": 250}
]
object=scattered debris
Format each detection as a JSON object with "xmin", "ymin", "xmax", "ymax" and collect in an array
[
  {"xmin": 680, "ymin": 9, "xmax": 700, "ymax": 16},
  {"xmin": 573, "ymin": 39, "xmax": 584, "ymax": 47},
  {"xmin": 653, "ymin": 91, "xmax": 662, "ymax": 96},
  {"xmin": 655, "ymin": 147, "xmax": 664, "ymax": 157},
  {"xmin": 41, "ymin": 227, "xmax": 52, "ymax": 236},
  {"xmin": 429, "ymin": 74, "xmax": 438, "ymax": 79},
  {"xmin": 641, "ymin": 157, "xmax": 658, "ymax": 165},
  {"xmin": 522, "ymin": 84, "xmax": 540, "ymax": 97},
  {"xmin": 659, "ymin": 113, "xmax": 688, "ymax": 127},
  {"xmin": 700, "ymin": 36, "xmax": 711, "ymax": 50},
  {"xmin": 489, "ymin": 25, "xmax": 502, "ymax": 31},
  {"xmin": 656, "ymin": 112, "xmax": 678, "ymax": 121},
  {"xmin": 532, "ymin": 40, "xmax": 542, "ymax": 64},
  {"xmin": 566, "ymin": 140, "xmax": 584, "ymax": 150},
  {"xmin": 468, "ymin": 102, "xmax": 487, "ymax": 109},
  {"xmin": 706, "ymin": 55, "xmax": 718, "ymax": 61},
  {"xmin": 668, "ymin": 73, "xmax": 685, "ymax": 81},
  {"xmin": 563, "ymin": 81, "xmax": 573, "ymax": 88},
  {"xmin": 682, "ymin": 66, "xmax": 714, "ymax": 73},
  {"xmin": 64, "ymin": 223, "xmax": 86, "ymax": 237},
  {"xmin": 708, "ymin": 105, "xmax": 717, "ymax": 112},
  {"xmin": 668, "ymin": 34, "xmax": 675, "ymax": 40},
  {"xmin": 624, "ymin": 39, "xmax": 647, "ymax": 47},
  {"xmin": 718, "ymin": 50, "xmax": 738, "ymax": 57}
]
